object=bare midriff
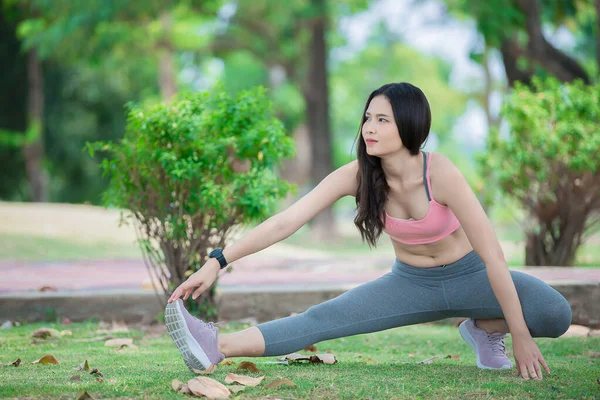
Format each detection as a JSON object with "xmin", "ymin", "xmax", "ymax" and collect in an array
[{"xmin": 391, "ymin": 225, "xmax": 474, "ymax": 268}]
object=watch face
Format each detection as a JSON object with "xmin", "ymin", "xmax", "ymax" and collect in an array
[{"xmin": 209, "ymin": 249, "xmax": 220, "ymax": 257}]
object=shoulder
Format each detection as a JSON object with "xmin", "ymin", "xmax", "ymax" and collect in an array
[
  {"xmin": 334, "ymin": 159, "xmax": 359, "ymax": 196},
  {"xmin": 428, "ymin": 152, "xmax": 466, "ymax": 203}
]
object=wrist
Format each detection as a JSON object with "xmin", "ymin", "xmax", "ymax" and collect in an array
[{"xmin": 206, "ymin": 258, "xmax": 221, "ymax": 271}]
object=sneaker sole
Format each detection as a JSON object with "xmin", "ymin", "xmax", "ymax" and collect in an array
[
  {"xmin": 459, "ymin": 320, "xmax": 511, "ymax": 370},
  {"xmin": 165, "ymin": 300, "xmax": 212, "ymax": 372}
]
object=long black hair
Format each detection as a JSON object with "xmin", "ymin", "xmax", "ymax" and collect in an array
[{"xmin": 353, "ymin": 83, "xmax": 431, "ymax": 247}]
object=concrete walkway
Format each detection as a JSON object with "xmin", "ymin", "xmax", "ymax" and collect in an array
[{"xmin": 2, "ymin": 243, "xmax": 599, "ymax": 294}]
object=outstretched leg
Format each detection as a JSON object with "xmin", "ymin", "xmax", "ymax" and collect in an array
[{"xmin": 168, "ymin": 267, "xmax": 451, "ymax": 370}]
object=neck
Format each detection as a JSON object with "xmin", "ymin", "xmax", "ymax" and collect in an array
[{"xmin": 380, "ymin": 149, "xmax": 423, "ymax": 185}]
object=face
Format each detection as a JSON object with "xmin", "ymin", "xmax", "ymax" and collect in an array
[{"xmin": 362, "ymin": 95, "xmax": 403, "ymax": 156}]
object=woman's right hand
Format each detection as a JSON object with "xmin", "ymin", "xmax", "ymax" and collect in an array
[{"xmin": 167, "ymin": 259, "xmax": 221, "ymax": 303}]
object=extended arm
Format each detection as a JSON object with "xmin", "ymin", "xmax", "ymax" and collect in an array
[{"xmin": 168, "ymin": 160, "xmax": 358, "ymax": 303}]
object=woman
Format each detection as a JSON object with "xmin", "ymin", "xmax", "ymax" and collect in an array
[{"xmin": 165, "ymin": 82, "xmax": 572, "ymax": 381}]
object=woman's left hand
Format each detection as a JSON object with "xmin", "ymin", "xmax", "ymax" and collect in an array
[{"xmin": 512, "ymin": 334, "xmax": 550, "ymax": 380}]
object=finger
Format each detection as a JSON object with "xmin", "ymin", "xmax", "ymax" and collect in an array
[
  {"xmin": 534, "ymin": 361, "xmax": 543, "ymax": 380},
  {"xmin": 540, "ymin": 357, "xmax": 551, "ymax": 375},
  {"xmin": 527, "ymin": 363, "xmax": 538, "ymax": 380},
  {"xmin": 183, "ymin": 288, "xmax": 194, "ymax": 300},
  {"xmin": 515, "ymin": 362, "xmax": 521, "ymax": 377},
  {"xmin": 519, "ymin": 363, "xmax": 530, "ymax": 380}
]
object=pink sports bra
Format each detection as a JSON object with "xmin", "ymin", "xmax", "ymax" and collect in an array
[{"xmin": 383, "ymin": 152, "xmax": 461, "ymax": 245}]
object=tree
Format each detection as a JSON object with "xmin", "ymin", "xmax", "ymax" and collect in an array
[
  {"xmin": 480, "ymin": 78, "xmax": 599, "ymax": 266},
  {"xmin": 88, "ymin": 86, "xmax": 295, "ymax": 318},
  {"xmin": 209, "ymin": 0, "xmax": 369, "ymax": 240},
  {"xmin": 446, "ymin": 0, "xmax": 600, "ymax": 265}
]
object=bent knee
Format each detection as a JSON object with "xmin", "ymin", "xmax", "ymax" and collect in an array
[{"xmin": 529, "ymin": 296, "xmax": 572, "ymax": 338}]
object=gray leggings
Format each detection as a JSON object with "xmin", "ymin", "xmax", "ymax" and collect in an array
[{"xmin": 256, "ymin": 250, "xmax": 572, "ymax": 357}]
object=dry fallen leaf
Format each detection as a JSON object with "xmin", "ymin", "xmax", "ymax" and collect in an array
[
  {"xmin": 187, "ymin": 377, "xmax": 231, "ymax": 399},
  {"xmin": 72, "ymin": 335, "xmax": 114, "ymax": 343},
  {"xmin": 172, "ymin": 379, "xmax": 184, "ymax": 392},
  {"xmin": 224, "ymin": 372, "xmax": 265, "ymax": 387},
  {"xmin": 265, "ymin": 378, "xmax": 296, "ymax": 389},
  {"xmin": 71, "ymin": 375, "xmax": 81, "ymax": 381},
  {"xmin": 281, "ymin": 353, "xmax": 309, "ymax": 361},
  {"xmin": 303, "ymin": 345, "xmax": 318, "ymax": 352},
  {"xmin": 416, "ymin": 357, "xmax": 436, "ymax": 364},
  {"xmin": 31, "ymin": 354, "xmax": 59, "ymax": 365},
  {"xmin": 74, "ymin": 360, "xmax": 90, "ymax": 371},
  {"xmin": 30, "ymin": 328, "xmax": 61, "ymax": 339},
  {"xmin": 193, "ymin": 364, "xmax": 217, "ymax": 375},
  {"xmin": 116, "ymin": 343, "xmax": 139, "ymax": 353},
  {"xmin": 76, "ymin": 390, "xmax": 94, "ymax": 400},
  {"xmin": 3, "ymin": 358, "xmax": 21, "ymax": 367},
  {"xmin": 89, "ymin": 368, "xmax": 103, "ymax": 377},
  {"xmin": 310, "ymin": 354, "xmax": 337, "ymax": 365},
  {"xmin": 228, "ymin": 385, "xmax": 246, "ymax": 393},
  {"xmin": 219, "ymin": 359, "xmax": 235, "ymax": 366},
  {"xmin": 104, "ymin": 338, "xmax": 134, "ymax": 347},
  {"xmin": 236, "ymin": 361, "xmax": 260, "ymax": 373},
  {"xmin": 445, "ymin": 355, "xmax": 460, "ymax": 359}
]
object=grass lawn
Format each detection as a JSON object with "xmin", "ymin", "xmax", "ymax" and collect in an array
[{"xmin": 0, "ymin": 321, "xmax": 598, "ymax": 399}]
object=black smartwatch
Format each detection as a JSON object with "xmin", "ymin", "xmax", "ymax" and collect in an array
[{"xmin": 209, "ymin": 248, "xmax": 228, "ymax": 269}]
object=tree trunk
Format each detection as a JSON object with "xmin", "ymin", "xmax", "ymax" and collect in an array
[
  {"xmin": 304, "ymin": 0, "xmax": 337, "ymax": 241},
  {"xmin": 158, "ymin": 12, "xmax": 176, "ymax": 101},
  {"xmin": 23, "ymin": 49, "xmax": 47, "ymax": 202},
  {"xmin": 525, "ymin": 231, "xmax": 579, "ymax": 266}
]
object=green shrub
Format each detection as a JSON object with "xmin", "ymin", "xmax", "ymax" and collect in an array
[
  {"xmin": 478, "ymin": 77, "xmax": 599, "ymax": 266},
  {"xmin": 87, "ymin": 85, "xmax": 295, "ymax": 317}
]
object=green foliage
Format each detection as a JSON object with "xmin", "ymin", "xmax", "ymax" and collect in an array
[
  {"xmin": 88, "ymin": 85, "xmax": 295, "ymax": 230},
  {"xmin": 480, "ymin": 77, "xmax": 598, "ymax": 200}
]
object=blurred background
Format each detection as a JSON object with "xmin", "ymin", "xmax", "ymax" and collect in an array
[{"xmin": 0, "ymin": 0, "xmax": 598, "ymax": 271}]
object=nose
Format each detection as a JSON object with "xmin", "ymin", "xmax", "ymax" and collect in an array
[{"xmin": 364, "ymin": 119, "xmax": 375, "ymax": 134}]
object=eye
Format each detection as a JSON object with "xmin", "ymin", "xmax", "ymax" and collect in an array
[
  {"xmin": 364, "ymin": 115, "xmax": 371, "ymax": 120},
  {"xmin": 379, "ymin": 118, "xmax": 387, "ymax": 122}
]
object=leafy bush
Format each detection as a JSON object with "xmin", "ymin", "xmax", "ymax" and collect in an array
[
  {"xmin": 87, "ymin": 85, "xmax": 295, "ymax": 317},
  {"xmin": 479, "ymin": 77, "xmax": 599, "ymax": 266}
]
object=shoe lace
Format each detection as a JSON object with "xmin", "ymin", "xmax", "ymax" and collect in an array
[{"xmin": 486, "ymin": 333, "xmax": 507, "ymax": 356}]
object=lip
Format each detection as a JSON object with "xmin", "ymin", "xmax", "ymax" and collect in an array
[{"xmin": 365, "ymin": 139, "xmax": 378, "ymax": 144}]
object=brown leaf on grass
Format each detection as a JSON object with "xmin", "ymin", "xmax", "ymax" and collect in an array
[
  {"xmin": 219, "ymin": 359, "xmax": 235, "ymax": 366},
  {"xmin": 30, "ymin": 328, "xmax": 61, "ymax": 339},
  {"xmin": 309, "ymin": 354, "xmax": 337, "ymax": 364},
  {"xmin": 76, "ymin": 390, "xmax": 94, "ymax": 400},
  {"xmin": 89, "ymin": 368, "xmax": 103, "ymax": 377},
  {"xmin": 265, "ymin": 378, "xmax": 297, "ymax": 389},
  {"xmin": 228, "ymin": 384, "xmax": 246, "ymax": 393},
  {"xmin": 71, "ymin": 375, "xmax": 81, "ymax": 381},
  {"xmin": 281, "ymin": 353, "xmax": 309, "ymax": 361},
  {"xmin": 187, "ymin": 377, "xmax": 231, "ymax": 398},
  {"xmin": 303, "ymin": 345, "xmax": 318, "ymax": 352},
  {"xmin": 193, "ymin": 364, "xmax": 217, "ymax": 375},
  {"xmin": 3, "ymin": 358, "xmax": 21, "ymax": 367},
  {"xmin": 31, "ymin": 354, "xmax": 59, "ymax": 365},
  {"xmin": 74, "ymin": 360, "xmax": 90, "ymax": 371},
  {"xmin": 116, "ymin": 343, "xmax": 138, "ymax": 353},
  {"xmin": 172, "ymin": 379, "xmax": 193, "ymax": 395},
  {"xmin": 172, "ymin": 379, "xmax": 184, "ymax": 392},
  {"xmin": 224, "ymin": 372, "xmax": 265, "ymax": 387},
  {"xmin": 445, "ymin": 355, "xmax": 460, "ymax": 359},
  {"xmin": 416, "ymin": 357, "xmax": 436, "ymax": 364},
  {"xmin": 236, "ymin": 361, "xmax": 260, "ymax": 373},
  {"xmin": 104, "ymin": 338, "xmax": 134, "ymax": 347}
]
